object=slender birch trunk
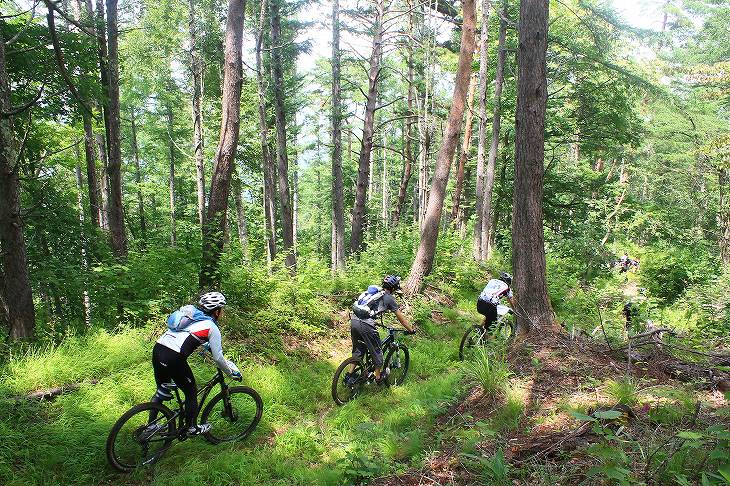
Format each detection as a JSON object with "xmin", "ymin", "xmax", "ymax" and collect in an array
[
  {"xmin": 473, "ymin": 0, "xmax": 491, "ymax": 259},
  {"xmin": 330, "ymin": 0, "xmax": 346, "ymax": 270},
  {"xmin": 481, "ymin": 0, "xmax": 507, "ymax": 260},
  {"xmin": 188, "ymin": 0, "xmax": 206, "ymax": 227}
]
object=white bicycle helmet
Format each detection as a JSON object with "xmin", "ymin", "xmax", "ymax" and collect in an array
[{"xmin": 199, "ymin": 291, "xmax": 227, "ymax": 311}]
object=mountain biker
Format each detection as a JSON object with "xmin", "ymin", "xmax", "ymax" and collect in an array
[
  {"xmin": 477, "ymin": 272, "xmax": 516, "ymax": 332},
  {"xmin": 348, "ymin": 275, "xmax": 415, "ymax": 385},
  {"xmin": 150, "ymin": 291, "xmax": 241, "ymax": 436}
]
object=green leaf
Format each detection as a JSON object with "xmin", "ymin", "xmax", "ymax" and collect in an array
[
  {"xmin": 570, "ymin": 411, "xmax": 597, "ymax": 422},
  {"xmin": 718, "ymin": 465, "xmax": 730, "ymax": 483},
  {"xmin": 677, "ymin": 431, "xmax": 703, "ymax": 440},
  {"xmin": 594, "ymin": 410, "xmax": 623, "ymax": 420}
]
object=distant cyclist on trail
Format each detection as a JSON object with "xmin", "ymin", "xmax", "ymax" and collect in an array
[
  {"xmin": 149, "ymin": 291, "xmax": 241, "ymax": 436},
  {"xmin": 348, "ymin": 276, "xmax": 415, "ymax": 385},
  {"xmin": 477, "ymin": 272, "xmax": 516, "ymax": 332}
]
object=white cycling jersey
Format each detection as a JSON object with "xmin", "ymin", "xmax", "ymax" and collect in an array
[
  {"xmin": 157, "ymin": 320, "xmax": 233, "ymax": 374},
  {"xmin": 479, "ymin": 279, "xmax": 513, "ymax": 305}
]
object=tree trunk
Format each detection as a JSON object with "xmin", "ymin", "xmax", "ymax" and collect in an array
[
  {"xmin": 473, "ymin": 0, "xmax": 491, "ymax": 259},
  {"xmin": 0, "ymin": 33, "xmax": 36, "ymax": 339},
  {"xmin": 481, "ymin": 0, "xmax": 507, "ymax": 260},
  {"xmin": 81, "ymin": 111, "xmax": 101, "ymax": 229},
  {"xmin": 511, "ymin": 0, "xmax": 553, "ymax": 334},
  {"xmin": 350, "ymin": 0, "xmax": 385, "ymax": 254},
  {"xmin": 293, "ymin": 153, "xmax": 298, "ymax": 255},
  {"xmin": 96, "ymin": 133, "xmax": 109, "ymax": 230},
  {"xmin": 330, "ymin": 0, "xmax": 346, "ymax": 271},
  {"xmin": 105, "ymin": 0, "xmax": 127, "ymax": 258},
  {"xmin": 233, "ymin": 172, "xmax": 250, "ymax": 262},
  {"xmin": 200, "ymin": 0, "xmax": 246, "ymax": 288},
  {"xmin": 130, "ymin": 111, "xmax": 146, "ymax": 247},
  {"xmin": 166, "ymin": 105, "xmax": 177, "ymax": 246},
  {"xmin": 719, "ymin": 168, "xmax": 730, "ymax": 264},
  {"xmin": 405, "ymin": 0, "xmax": 476, "ymax": 294},
  {"xmin": 255, "ymin": 0, "xmax": 277, "ymax": 266},
  {"xmin": 269, "ymin": 0, "xmax": 295, "ymax": 270},
  {"xmin": 394, "ymin": 2, "xmax": 415, "ymax": 227},
  {"xmin": 451, "ymin": 72, "xmax": 477, "ymax": 225},
  {"xmin": 382, "ymin": 131, "xmax": 389, "ymax": 229},
  {"xmin": 188, "ymin": 0, "xmax": 206, "ymax": 228},
  {"xmin": 74, "ymin": 160, "xmax": 92, "ymax": 327}
]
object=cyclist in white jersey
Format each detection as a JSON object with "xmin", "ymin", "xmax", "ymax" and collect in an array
[
  {"xmin": 477, "ymin": 272, "xmax": 516, "ymax": 331},
  {"xmin": 150, "ymin": 291, "xmax": 241, "ymax": 436}
]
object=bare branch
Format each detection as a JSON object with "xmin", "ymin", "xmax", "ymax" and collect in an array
[
  {"xmin": 1, "ymin": 84, "xmax": 44, "ymax": 117},
  {"xmin": 5, "ymin": 0, "xmax": 40, "ymax": 46}
]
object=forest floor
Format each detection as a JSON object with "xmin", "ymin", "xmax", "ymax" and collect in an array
[{"xmin": 1, "ymin": 288, "xmax": 728, "ymax": 485}]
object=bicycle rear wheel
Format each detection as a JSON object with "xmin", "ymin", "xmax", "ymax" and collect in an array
[
  {"xmin": 383, "ymin": 344, "xmax": 409, "ymax": 386},
  {"xmin": 200, "ymin": 386, "xmax": 263, "ymax": 444},
  {"xmin": 331, "ymin": 357, "xmax": 366, "ymax": 405},
  {"xmin": 106, "ymin": 402, "xmax": 177, "ymax": 473},
  {"xmin": 459, "ymin": 326, "xmax": 487, "ymax": 361}
]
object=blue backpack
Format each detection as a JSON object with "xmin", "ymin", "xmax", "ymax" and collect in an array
[
  {"xmin": 352, "ymin": 285, "xmax": 386, "ymax": 320},
  {"xmin": 166, "ymin": 305, "xmax": 209, "ymax": 332}
]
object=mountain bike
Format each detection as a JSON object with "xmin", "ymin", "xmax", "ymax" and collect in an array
[
  {"xmin": 106, "ymin": 363, "xmax": 263, "ymax": 472},
  {"xmin": 332, "ymin": 323, "xmax": 411, "ymax": 405},
  {"xmin": 459, "ymin": 304, "xmax": 514, "ymax": 361}
]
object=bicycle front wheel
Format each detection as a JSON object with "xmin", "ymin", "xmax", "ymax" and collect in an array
[
  {"xmin": 459, "ymin": 326, "xmax": 488, "ymax": 361},
  {"xmin": 331, "ymin": 357, "xmax": 366, "ymax": 405},
  {"xmin": 384, "ymin": 344, "xmax": 410, "ymax": 386},
  {"xmin": 200, "ymin": 386, "xmax": 263, "ymax": 444},
  {"xmin": 106, "ymin": 402, "xmax": 177, "ymax": 473}
]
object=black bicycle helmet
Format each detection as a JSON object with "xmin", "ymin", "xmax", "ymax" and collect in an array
[
  {"xmin": 499, "ymin": 272, "xmax": 512, "ymax": 286},
  {"xmin": 382, "ymin": 275, "xmax": 401, "ymax": 291}
]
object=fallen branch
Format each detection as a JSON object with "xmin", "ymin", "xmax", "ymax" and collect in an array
[{"xmin": 13, "ymin": 379, "xmax": 99, "ymax": 401}]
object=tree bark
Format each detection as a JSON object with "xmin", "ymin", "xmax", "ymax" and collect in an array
[
  {"xmin": 0, "ymin": 33, "xmax": 36, "ymax": 339},
  {"xmin": 233, "ymin": 172, "xmax": 250, "ymax": 262},
  {"xmin": 104, "ymin": 0, "xmax": 127, "ymax": 258},
  {"xmin": 74, "ymin": 160, "xmax": 92, "ymax": 327},
  {"xmin": 188, "ymin": 0, "xmax": 206, "ymax": 228},
  {"xmin": 130, "ymin": 111, "xmax": 146, "ymax": 247},
  {"xmin": 511, "ymin": 0, "xmax": 553, "ymax": 334},
  {"xmin": 200, "ymin": 0, "xmax": 246, "ymax": 288},
  {"xmin": 166, "ymin": 104, "xmax": 177, "ymax": 246},
  {"xmin": 81, "ymin": 111, "xmax": 101, "ymax": 229},
  {"xmin": 382, "ymin": 131, "xmax": 389, "ymax": 229},
  {"xmin": 451, "ymin": 72, "xmax": 477, "ymax": 225},
  {"xmin": 96, "ymin": 132, "xmax": 109, "ymax": 230},
  {"xmin": 404, "ymin": 0, "xmax": 476, "ymax": 294},
  {"xmin": 481, "ymin": 0, "xmax": 507, "ymax": 260},
  {"xmin": 269, "ymin": 0, "xmax": 295, "ymax": 270},
  {"xmin": 255, "ymin": 0, "xmax": 277, "ymax": 267},
  {"xmin": 350, "ymin": 0, "xmax": 385, "ymax": 254},
  {"xmin": 719, "ymin": 168, "xmax": 730, "ymax": 264},
  {"xmin": 393, "ymin": 30, "xmax": 414, "ymax": 226},
  {"xmin": 330, "ymin": 0, "xmax": 346, "ymax": 271},
  {"xmin": 473, "ymin": 0, "xmax": 491, "ymax": 259}
]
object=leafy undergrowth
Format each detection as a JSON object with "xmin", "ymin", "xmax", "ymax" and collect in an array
[{"xmin": 373, "ymin": 327, "xmax": 730, "ymax": 486}]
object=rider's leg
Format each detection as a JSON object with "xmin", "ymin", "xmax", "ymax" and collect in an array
[
  {"xmin": 349, "ymin": 319, "xmax": 366, "ymax": 373},
  {"xmin": 149, "ymin": 343, "xmax": 174, "ymax": 422},
  {"xmin": 354, "ymin": 321, "xmax": 383, "ymax": 380},
  {"xmin": 477, "ymin": 299, "xmax": 498, "ymax": 332},
  {"xmin": 171, "ymin": 360, "xmax": 198, "ymax": 431}
]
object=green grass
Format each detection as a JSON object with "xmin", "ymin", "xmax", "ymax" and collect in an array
[{"xmin": 0, "ymin": 304, "xmax": 470, "ymax": 485}]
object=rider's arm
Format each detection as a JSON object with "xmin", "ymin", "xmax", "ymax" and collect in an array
[
  {"xmin": 207, "ymin": 323, "xmax": 234, "ymax": 375},
  {"xmin": 394, "ymin": 309, "xmax": 414, "ymax": 332}
]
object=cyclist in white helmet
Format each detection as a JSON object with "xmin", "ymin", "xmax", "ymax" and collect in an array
[{"xmin": 149, "ymin": 291, "xmax": 241, "ymax": 436}]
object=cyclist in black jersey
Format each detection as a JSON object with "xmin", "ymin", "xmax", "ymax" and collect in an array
[{"xmin": 150, "ymin": 291, "xmax": 241, "ymax": 436}]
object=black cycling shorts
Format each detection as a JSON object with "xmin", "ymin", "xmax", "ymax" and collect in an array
[
  {"xmin": 476, "ymin": 298, "xmax": 498, "ymax": 329},
  {"xmin": 350, "ymin": 319, "xmax": 384, "ymax": 367},
  {"xmin": 152, "ymin": 343, "xmax": 198, "ymax": 426}
]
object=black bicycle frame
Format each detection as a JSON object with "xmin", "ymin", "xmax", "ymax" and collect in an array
[{"xmin": 165, "ymin": 369, "xmax": 230, "ymax": 432}]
